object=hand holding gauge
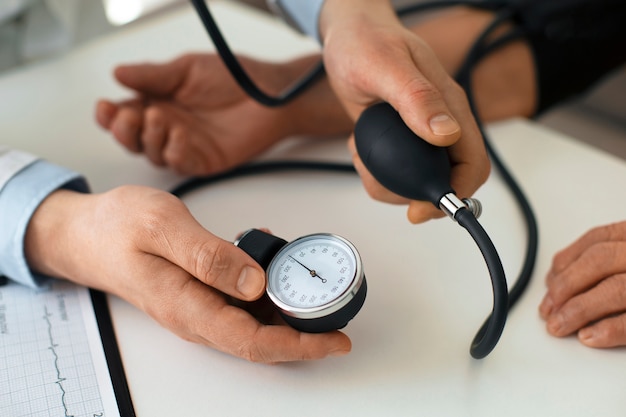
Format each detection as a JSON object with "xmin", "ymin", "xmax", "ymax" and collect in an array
[
  {"xmin": 186, "ymin": 0, "xmax": 537, "ymax": 360},
  {"xmin": 235, "ymin": 229, "xmax": 367, "ymax": 333}
]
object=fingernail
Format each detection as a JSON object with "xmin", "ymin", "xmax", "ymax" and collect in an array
[
  {"xmin": 237, "ymin": 266, "xmax": 264, "ymax": 298},
  {"xmin": 539, "ymin": 295, "xmax": 553, "ymax": 318},
  {"xmin": 429, "ymin": 113, "xmax": 460, "ymax": 136},
  {"xmin": 329, "ymin": 349, "xmax": 350, "ymax": 357},
  {"xmin": 578, "ymin": 327, "xmax": 594, "ymax": 342},
  {"xmin": 547, "ymin": 314, "xmax": 564, "ymax": 335}
]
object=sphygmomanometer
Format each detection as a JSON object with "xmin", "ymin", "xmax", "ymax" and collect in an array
[{"xmin": 175, "ymin": 0, "xmax": 626, "ymax": 358}]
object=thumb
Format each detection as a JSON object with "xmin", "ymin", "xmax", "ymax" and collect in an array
[
  {"xmin": 114, "ymin": 56, "xmax": 191, "ymax": 97},
  {"xmin": 379, "ymin": 39, "xmax": 462, "ymax": 147},
  {"xmin": 144, "ymin": 213, "xmax": 266, "ymax": 301},
  {"xmin": 189, "ymin": 236, "xmax": 267, "ymax": 301},
  {"xmin": 393, "ymin": 88, "xmax": 461, "ymax": 147}
]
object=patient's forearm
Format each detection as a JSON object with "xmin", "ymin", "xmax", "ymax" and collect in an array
[
  {"xmin": 282, "ymin": 6, "xmax": 537, "ymax": 134},
  {"xmin": 407, "ymin": 6, "xmax": 537, "ymax": 121},
  {"xmin": 280, "ymin": 55, "xmax": 353, "ymax": 136}
]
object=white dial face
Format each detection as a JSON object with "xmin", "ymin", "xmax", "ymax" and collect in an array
[{"xmin": 267, "ymin": 235, "xmax": 358, "ymax": 309}]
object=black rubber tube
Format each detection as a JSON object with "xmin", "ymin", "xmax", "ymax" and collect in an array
[
  {"xmin": 455, "ymin": 208, "xmax": 509, "ymax": 359},
  {"xmin": 188, "ymin": 0, "xmax": 325, "ymax": 107}
]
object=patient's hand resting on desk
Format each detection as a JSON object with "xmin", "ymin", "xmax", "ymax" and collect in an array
[
  {"xmin": 95, "ymin": 4, "xmax": 492, "ymax": 225},
  {"xmin": 25, "ymin": 186, "xmax": 351, "ymax": 363},
  {"xmin": 96, "ymin": 6, "xmax": 539, "ymax": 226},
  {"xmin": 95, "ymin": 53, "xmax": 350, "ymax": 176},
  {"xmin": 540, "ymin": 221, "xmax": 626, "ymax": 348}
]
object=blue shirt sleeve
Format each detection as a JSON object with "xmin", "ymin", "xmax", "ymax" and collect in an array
[
  {"xmin": 0, "ymin": 159, "xmax": 90, "ymax": 288},
  {"xmin": 269, "ymin": 0, "xmax": 326, "ymax": 43}
]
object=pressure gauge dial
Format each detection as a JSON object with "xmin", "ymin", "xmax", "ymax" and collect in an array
[{"xmin": 235, "ymin": 229, "xmax": 367, "ymax": 333}]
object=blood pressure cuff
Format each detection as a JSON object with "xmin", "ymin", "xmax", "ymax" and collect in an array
[{"xmin": 504, "ymin": 0, "xmax": 626, "ymax": 114}]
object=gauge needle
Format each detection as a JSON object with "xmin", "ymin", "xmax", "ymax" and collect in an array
[{"xmin": 288, "ymin": 256, "xmax": 327, "ymax": 283}]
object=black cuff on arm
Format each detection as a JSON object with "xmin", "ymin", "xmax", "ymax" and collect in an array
[{"xmin": 508, "ymin": 0, "xmax": 626, "ymax": 114}]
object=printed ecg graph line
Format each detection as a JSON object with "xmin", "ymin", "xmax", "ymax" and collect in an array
[{"xmin": 43, "ymin": 304, "xmax": 73, "ymax": 417}]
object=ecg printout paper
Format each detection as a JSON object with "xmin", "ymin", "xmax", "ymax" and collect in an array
[{"xmin": 0, "ymin": 279, "xmax": 122, "ymax": 417}]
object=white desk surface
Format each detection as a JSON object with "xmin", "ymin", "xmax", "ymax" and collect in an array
[{"xmin": 2, "ymin": 1, "xmax": 626, "ymax": 416}]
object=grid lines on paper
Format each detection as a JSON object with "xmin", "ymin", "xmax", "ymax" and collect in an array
[{"xmin": 0, "ymin": 281, "xmax": 106, "ymax": 417}]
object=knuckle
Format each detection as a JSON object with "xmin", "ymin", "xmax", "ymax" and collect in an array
[
  {"xmin": 551, "ymin": 249, "xmax": 569, "ymax": 271},
  {"xmin": 132, "ymin": 194, "xmax": 186, "ymax": 242},
  {"xmin": 400, "ymin": 77, "xmax": 442, "ymax": 107},
  {"xmin": 237, "ymin": 344, "xmax": 263, "ymax": 363},
  {"xmin": 548, "ymin": 280, "xmax": 571, "ymax": 305},
  {"xmin": 144, "ymin": 105, "xmax": 161, "ymax": 121},
  {"xmin": 586, "ymin": 242, "xmax": 618, "ymax": 266},
  {"xmin": 605, "ymin": 221, "xmax": 626, "ymax": 241},
  {"xmin": 164, "ymin": 131, "xmax": 190, "ymax": 163},
  {"xmin": 121, "ymin": 110, "xmax": 142, "ymax": 133},
  {"xmin": 588, "ymin": 222, "xmax": 622, "ymax": 241},
  {"xmin": 597, "ymin": 273, "xmax": 626, "ymax": 310},
  {"xmin": 560, "ymin": 299, "xmax": 585, "ymax": 324},
  {"xmin": 194, "ymin": 241, "xmax": 232, "ymax": 287},
  {"xmin": 155, "ymin": 304, "xmax": 182, "ymax": 330},
  {"xmin": 142, "ymin": 204, "xmax": 174, "ymax": 232},
  {"xmin": 235, "ymin": 336, "xmax": 271, "ymax": 364},
  {"xmin": 585, "ymin": 224, "xmax": 607, "ymax": 240}
]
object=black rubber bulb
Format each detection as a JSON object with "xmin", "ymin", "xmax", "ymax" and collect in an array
[{"xmin": 354, "ymin": 102, "xmax": 455, "ymax": 206}]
